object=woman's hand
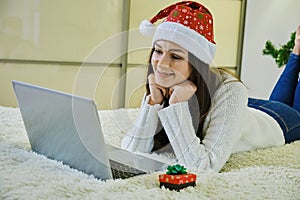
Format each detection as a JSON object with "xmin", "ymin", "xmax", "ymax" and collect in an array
[
  {"xmin": 148, "ymin": 73, "xmax": 167, "ymax": 105},
  {"xmin": 169, "ymin": 80, "xmax": 197, "ymax": 104}
]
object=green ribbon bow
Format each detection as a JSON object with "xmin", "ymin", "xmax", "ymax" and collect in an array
[{"xmin": 166, "ymin": 164, "xmax": 187, "ymax": 175}]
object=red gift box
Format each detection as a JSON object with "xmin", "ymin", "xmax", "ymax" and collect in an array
[{"xmin": 159, "ymin": 173, "xmax": 196, "ymax": 191}]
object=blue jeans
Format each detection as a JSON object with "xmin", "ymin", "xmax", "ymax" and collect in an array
[{"xmin": 248, "ymin": 53, "xmax": 300, "ymax": 143}]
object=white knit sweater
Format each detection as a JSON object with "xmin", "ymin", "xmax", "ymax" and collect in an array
[{"xmin": 121, "ymin": 77, "xmax": 285, "ymax": 172}]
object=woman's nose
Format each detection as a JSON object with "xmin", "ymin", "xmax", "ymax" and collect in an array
[{"xmin": 158, "ymin": 53, "xmax": 170, "ymax": 67}]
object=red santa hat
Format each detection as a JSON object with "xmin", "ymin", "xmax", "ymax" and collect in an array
[{"xmin": 140, "ymin": 1, "xmax": 216, "ymax": 65}]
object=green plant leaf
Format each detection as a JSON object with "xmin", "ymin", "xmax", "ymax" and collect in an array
[
  {"xmin": 262, "ymin": 31, "xmax": 295, "ymax": 68},
  {"xmin": 262, "ymin": 41, "xmax": 278, "ymax": 58}
]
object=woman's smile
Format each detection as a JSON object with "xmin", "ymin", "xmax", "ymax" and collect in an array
[{"xmin": 156, "ymin": 69, "xmax": 175, "ymax": 78}]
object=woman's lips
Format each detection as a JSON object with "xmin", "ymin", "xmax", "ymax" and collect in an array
[{"xmin": 156, "ymin": 70, "xmax": 175, "ymax": 77}]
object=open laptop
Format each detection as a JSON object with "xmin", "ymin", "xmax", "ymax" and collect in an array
[{"xmin": 12, "ymin": 80, "xmax": 168, "ymax": 180}]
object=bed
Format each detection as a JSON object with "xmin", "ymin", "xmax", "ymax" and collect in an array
[{"xmin": 0, "ymin": 106, "xmax": 299, "ymax": 199}]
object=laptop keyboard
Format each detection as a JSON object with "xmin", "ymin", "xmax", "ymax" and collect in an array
[{"xmin": 109, "ymin": 159, "xmax": 146, "ymax": 179}]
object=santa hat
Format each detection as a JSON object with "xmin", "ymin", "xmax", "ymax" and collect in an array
[{"xmin": 140, "ymin": 1, "xmax": 216, "ymax": 65}]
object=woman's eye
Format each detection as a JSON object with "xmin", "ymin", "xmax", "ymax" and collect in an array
[
  {"xmin": 172, "ymin": 54, "xmax": 182, "ymax": 60},
  {"xmin": 154, "ymin": 49, "xmax": 163, "ymax": 54}
]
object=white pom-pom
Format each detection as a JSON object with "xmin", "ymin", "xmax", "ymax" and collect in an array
[{"xmin": 139, "ymin": 20, "xmax": 155, "ymax": 36}]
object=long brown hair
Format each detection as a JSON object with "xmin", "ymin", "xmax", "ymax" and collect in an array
[{"xmin": 146, "ymin": 49, "xmax": 223, "ymax": 151}]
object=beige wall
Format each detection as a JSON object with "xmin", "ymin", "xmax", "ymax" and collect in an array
[
  {"xmin": 241, "ymin": 0, "xmax": 300, "ymax": 99},
  {"xmin": 0, "ymin": 0, "xmax": 242, "ymax": 109}
]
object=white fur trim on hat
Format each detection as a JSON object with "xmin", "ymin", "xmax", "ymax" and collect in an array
[
  {"xmin": 152, "ymin": 22, "xmax": 216, "ymax": 65},
  {"xmin": 139, "ymin": 20, "xmax": 155, "ymax": 36}
]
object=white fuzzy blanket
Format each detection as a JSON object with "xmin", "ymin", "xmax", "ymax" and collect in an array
[{"xmin": 0, "ymin": 106, "xmax": 299, "ymax": 200}]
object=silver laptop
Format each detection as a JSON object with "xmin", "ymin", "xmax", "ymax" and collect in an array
[{"xmin": 12, "ymin": 80, "xmax": 168, "ymax": 180}]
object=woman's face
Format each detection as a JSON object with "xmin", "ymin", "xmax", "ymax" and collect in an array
[{"xmin": 151, "ymin": 40, "xmax": 192, "ymax": 88}]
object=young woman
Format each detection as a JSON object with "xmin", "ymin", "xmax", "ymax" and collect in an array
[{"xmin": 121, "ymin": 1, "xmax": 300, "ymax": 172}]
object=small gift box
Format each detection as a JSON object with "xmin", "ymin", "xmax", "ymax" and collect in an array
[{"xmin": 159, "ymin": 164, "xmax": 196, "ymax": 191}]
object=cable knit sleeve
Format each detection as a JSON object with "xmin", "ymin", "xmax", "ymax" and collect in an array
[
  {"xmin": 158, "ymin": 81, "xmax": 248, "ymax": 172},
  {"xmin": 121, "ymin": 95, "xmax": 162, "ymax": 153}
]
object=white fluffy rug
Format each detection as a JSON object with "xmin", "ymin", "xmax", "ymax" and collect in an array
[{"xmin": 0, "ymin": 106, "xmax": 300, "ymax": 199}]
